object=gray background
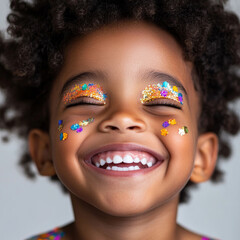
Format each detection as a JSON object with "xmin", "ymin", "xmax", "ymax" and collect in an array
[{"xmin": 0, "ymin": 1, "xmax": 239, "ymax": 239}]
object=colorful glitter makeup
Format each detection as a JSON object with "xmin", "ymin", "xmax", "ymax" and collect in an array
[
  {"xmin": 160, "ymin": 119, "xmax": 177, "ymax": 136},
  {"xmin": 162, "ymin": 121, "xmax": 170, "ymax": 128},
  {"xmin": 58, "ymin": 120, "xmax": 63, "ymax": 131},
  {"xmin": 58, "ymin": 120, "xmax": 68, "ymax": 141},
  {"xmin": 58, "ymin": 118, "xmax": 94, "ymax": 141},
  {"xmin": 161, "ymin": 129, "xmax": 168, "ymax": 136},
  {"xmin": 79, "ymin": 117, "xmax": 94, "ymax": 126},
  {"xmin": 71, "ymin": 124, "xmax": 81, "ymax": 131},
  {"xmin": 168, "ymin": 119, "xmax": 177, "ymax": 125},
  {"xmin": 63, "ymin": 83, "xmax": 107, "ymax": 104},
  {"xmin": 70, "ymin": 117, "xmax": 94, "ymax": 133},
  {"xmin": 60, "ymin": 132, "xmax": 68, "ymax": 141},
  {"xmin": 76, "ymin": 127, "xmax": 83, "ymax": 133},
  {"xmin": 140, "ymin": 81, "xmax": 183, "ymax": 105},
  {"xmin": 178, "ymin": 126, "xmax": 189, "ymax": 136}
]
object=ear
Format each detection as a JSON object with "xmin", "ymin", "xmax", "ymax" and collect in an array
[
  {"xmin": 190, "ymin": 132, "xmax": 218, "ymax": 183},
  {"xmin": 28, "ymin": 129, "xmax": 56, "ymax": 176}
]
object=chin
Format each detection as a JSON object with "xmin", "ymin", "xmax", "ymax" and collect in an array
[{"xmin": 93, "ymin": 195, "xmax": 157, "ymax": 218}]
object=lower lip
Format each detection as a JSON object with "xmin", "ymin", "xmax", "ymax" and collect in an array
[{"xmin": 84, "ymin": 160, "xmax": 164, "ymax": 177}]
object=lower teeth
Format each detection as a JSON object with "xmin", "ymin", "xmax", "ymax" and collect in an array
[{"xmin": 106, "ymin": 166, "xmax": 140, "ymax": 171}]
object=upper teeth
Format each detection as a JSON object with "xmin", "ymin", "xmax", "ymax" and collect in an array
[
  {"xmin": 113, "ymin": 155, "xmax": 122, "ymax": 164},
  {"xmin": 94, "ymin": 154, "xmax": 155, "ymax": 170}
]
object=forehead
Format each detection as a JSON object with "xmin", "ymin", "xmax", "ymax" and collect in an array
[
  {"xmin": 58, "ymin": 20, "xmax": 195, "ymax": 89},
  {"xmin": 64, "ymin": 21, "xmax": 189, "ymax": 75}
]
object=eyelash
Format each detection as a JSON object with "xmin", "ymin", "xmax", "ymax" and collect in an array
[
  {"xmin": 65, "ymin": 97, "xmax": 182, "ymax": 109},
  {"xmin": 65, "ymin": 97, "xmax": 104, "ymax": 108},
  {"xmin": 144, "ymin": 99, "xmax": 182, "ymax": 109}
]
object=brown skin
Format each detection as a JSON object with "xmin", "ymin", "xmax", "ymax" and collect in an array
[{"xmin": 29, "ymin": 21, "xmax": 218, "ymax": 240}]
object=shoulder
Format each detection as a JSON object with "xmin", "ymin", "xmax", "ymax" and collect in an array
[{"xmin": 25, "ymin": 228, "xmax": 65, "ymax": 240}]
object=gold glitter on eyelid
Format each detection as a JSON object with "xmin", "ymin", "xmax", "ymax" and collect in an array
[
  {"xmin": 140, "ymin": 81, "xmax": 183, "ymax": 105},
  {"xmin": 63, "ymin": 83, "xmax": 107, "ymax": 104}
]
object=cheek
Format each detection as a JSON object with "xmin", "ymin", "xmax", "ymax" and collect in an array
[
  {"xmin": 50, "ymin": 118, "xmax": 94, "ymax": 190},
  {"xmin": 157, "ymin": 118, "xmax": 197, "ymax": 181}
]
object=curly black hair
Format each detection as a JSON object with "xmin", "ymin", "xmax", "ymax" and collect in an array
[{"xmin": 0, "ymin": 0, "xmax": 240, "ymax": 203}]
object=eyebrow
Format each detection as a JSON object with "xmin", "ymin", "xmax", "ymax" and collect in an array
[
  {"xmin": 143, "ymin": 70, "xmax": 188, "ymax": 97},
  {"xmin": 59, "ymin": 70, "xmax": 107, "ymax": 99}
]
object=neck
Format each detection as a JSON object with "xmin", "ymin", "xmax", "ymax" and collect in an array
[{"xmin": 69, "ymin": 194, "xmax": 181, "ymax": 240}]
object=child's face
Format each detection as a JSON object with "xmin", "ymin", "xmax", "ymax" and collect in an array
[{"xmin": 47, "ymin": 21, "xmax": 202, "ymax": 215}]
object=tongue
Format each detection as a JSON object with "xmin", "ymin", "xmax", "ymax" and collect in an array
[{"xmin": 101, "ymin": 162, "xmax": 147, "ymax": 169}]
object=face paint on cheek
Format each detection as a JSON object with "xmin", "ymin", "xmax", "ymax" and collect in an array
[
  {"xmin": 160, "ymin": 119, "xmax": 177, "ymax": 136},
  {"xmin": 58, "ymin": 120, "xmax": 68, "ymax": 141},
  {"xmin": 160, "ymin": 119, "xmax": 189, "ymax": 136},
  {"xmin": 60, "ymin": 132, "xmax": 68, "ymax": 141},
  {"xmin": 161, "ymin": 129, "xmax": 169, "ymax": 136},
  {"xmin": 58, "ymin": 120, "xmax": 63, "ymax": 131},
  {"xmin": 168, "ymin": 119, "xmax": 177, "ymax": 125},
  {"xmin": 162, "ymin": 121, "xmax": 170, "ymax": 128},
  {"xmin": 70, "ymin": 117, "xmax": 94, "ymax": 133},
  {"xmin": 178, "ymin": 126, "xmax": 189, "ymax": 136},
  {"xmin": 58, "ymin": 118, "xmax": 94, "ymax": 141},
  {"xmin": 63, "ymin": 83, "xmax": 107, "ymax": 105},
  {"xmin": 140, "ymin": 81, "xmax": 183, "ymax": 105}
]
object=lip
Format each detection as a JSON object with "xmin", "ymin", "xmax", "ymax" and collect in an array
[{"xmin": 83, "ymin": 143, "xmax": 165, "ymax": 177}]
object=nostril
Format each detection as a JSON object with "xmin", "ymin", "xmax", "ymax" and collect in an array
[
  {"xmin": 99, "ymin": 115, "xmax": 146, "ymax": 133},
  {"xmin": 109, "ymin": 126, "xmax": 119, "ymax": 130},
  {"xmin": 106, "ymin": 125, "xmax": 141, "ymax": 131}
]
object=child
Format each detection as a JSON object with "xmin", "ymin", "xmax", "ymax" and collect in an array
[{"xmin": 0, "ymin": 0, "xmax": 240, "ymax": 239}]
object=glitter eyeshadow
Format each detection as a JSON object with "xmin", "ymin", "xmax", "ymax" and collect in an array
[
  {"xmin": 140, "ymin": 81, "xmax": 183, "ymax": 105},
  {"xmin": 63, "ymin": 83, "xmax": 107, "ymax": 104}
]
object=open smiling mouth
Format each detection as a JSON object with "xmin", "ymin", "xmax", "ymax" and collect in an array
[
  {"xmin": 85, "ymin": 144, "xmax": 165, "ymax": 174},
  {"xmin": 91, "ymin": 151, "xmax": 157, "ymax": 171}
]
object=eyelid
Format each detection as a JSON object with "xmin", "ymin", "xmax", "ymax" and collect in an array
[
  {"xmin": 140, "ymin": 82, "xmax": 184, "ymax": 105},
  {"xmin": 63, "ymin": 83, "xmax": 107, "ymax": 105}
]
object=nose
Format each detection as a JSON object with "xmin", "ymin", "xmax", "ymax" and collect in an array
[{"xmin": 99, "ymin": 112, "xmax": 146, "ymax": 133}]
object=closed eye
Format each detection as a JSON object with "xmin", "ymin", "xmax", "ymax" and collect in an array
[
  {"xmin": 143, "ymin": 99, "xmax": 182, "ymax": 109},
  {"xmin": 65, "ymin": 97, "xmax": 104, "ymax": 108}
]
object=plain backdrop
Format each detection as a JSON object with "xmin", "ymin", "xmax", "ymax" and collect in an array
[{"xmin": 0, "ymin": 1, "xmax": 240, "ymax": 239}]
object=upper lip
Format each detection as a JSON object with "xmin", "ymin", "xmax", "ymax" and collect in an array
[{"xmin": 84, "ymin": 143, "xmax": 164, "ymax": 164}]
